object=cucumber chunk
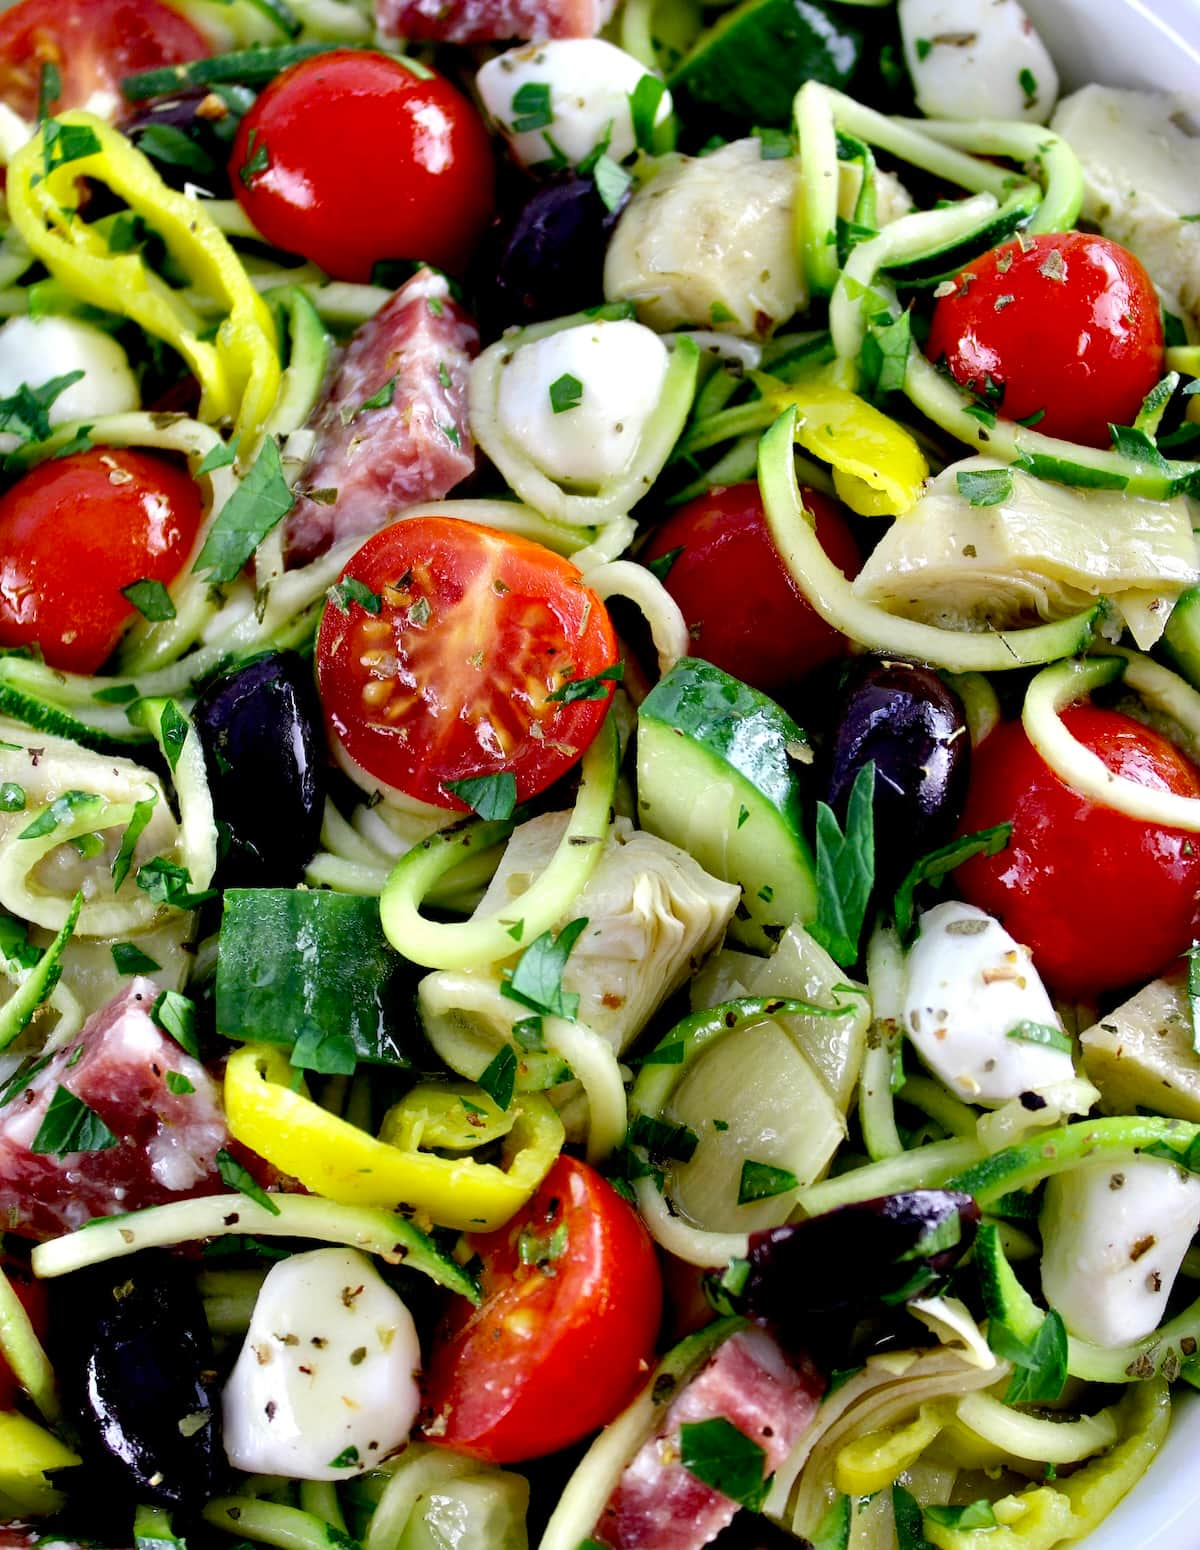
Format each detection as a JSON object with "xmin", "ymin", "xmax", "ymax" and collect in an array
[{"xmin": 637, "ymin": 658, "xmax": 816, "ymax": 951}]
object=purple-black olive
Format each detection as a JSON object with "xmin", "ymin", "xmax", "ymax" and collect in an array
[
  {"xmin": 53, "ymin": 1251, "xmax": 222, "ymax": 1509},
  {"xmin": 472, "ymin": 173, "xmax": 628, "ymax": 338},
  {"xmin": 825, "ymin": 658, "xmax": 970, "ymax": 883},
  {"xmin": 120, "ymin": 89, "xmax": 249, "ymax": 198},
  {"xmin": 192, "ymin": 651, "xmax": 325, "ymax": 887},
  {"xmin": 732, "ymin": 1190, "xmax": 979, "ymax": 1345}
]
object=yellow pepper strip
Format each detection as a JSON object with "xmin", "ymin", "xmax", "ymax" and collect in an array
[
  {"xmin": 384, "ymin": 1081, "xmax": 518, "ymax": 1154},
  {"xmin": 833, "ymin": 1403, "xmax": 948, "ymax": 1496},
  {"xmin": 7, "ymin": 114, "xmax": 280, "ymax": 445},
  {"xmin": 224, "ymin": 1045, "xmax": 564, "ymax": 1233},
  {"xmin": 753, "ymin": 368, "xmax": 928, "ymax": 517},
  {"xmin": 0, "ymin": 1412, "xmax": 79, "ymax": 1519}
]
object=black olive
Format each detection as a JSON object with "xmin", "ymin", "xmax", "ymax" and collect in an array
[
  {"xmin": 192, "ymin": 651, "xmax": 326, "ymax": 887},
  {"xmin": 727, "ymin": 1190, "xmax": 980, "ymax": 1362},
  {"xmin": 825, "ymin": 658, "xmax": 970, "ymax": 883},
  {"xmin": 472, "ymin": 173, "xmax": 628, "ymax": 338},
  {"xmin": 54, "ymin": 1251, "xmax": 223, "ymax": 1509}
]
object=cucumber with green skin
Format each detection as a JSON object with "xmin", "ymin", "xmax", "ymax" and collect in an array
[
  {"xmin": 1162, "ymin": 586, "xmax": 1200, "ymax": 690},
  {"xmin": 636, "ymin": 658, "xmax": 817, "ymax": 952}
]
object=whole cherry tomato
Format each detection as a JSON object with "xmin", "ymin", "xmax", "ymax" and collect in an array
[
  {"xmin": 954, "ymin": 706, "xmax": 1200, "ymax": 996},
  {"xmin": 0, "ymin": 0, "xmax": 208, "ymax": 121},
  {"xmin": 0, "ymin": 449, "xmax": 203, "ymax": 674},
  {"xmin": 316, "ymin": 516, "xmax": 619, "ymax": 809},
  {"xmin": 230, "ymin": 50, "xmax": 495, "ymax": 282},
  {"xmin": 925, "ymin": 232, "xmax": 1163, "ymax": 447},
  {"xmin": 639, "ymin": 483, "xmax": 860, "ymax": 695},
  {"xmin": 423, "ymin": 1156, "xmax": 662, "ymax": 1462}
]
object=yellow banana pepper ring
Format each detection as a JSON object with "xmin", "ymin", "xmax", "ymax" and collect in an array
[
  {"xmin": 754, "ymin": 369, "xmax": 928, "ymax": 517},
  {"xmin": 0, "ymin": 1412, "xmax": 79, "ymax": 1519},
  {"xmin": 7, "ymin": 114, "xmax": 280, "ymax": 445},
  {"xmin": 224, "ymin": 1045, "xmax": 564, "ymax": 1233}
]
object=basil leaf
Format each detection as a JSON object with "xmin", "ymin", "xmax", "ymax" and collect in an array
[
  {"xmin": 444, "ymin": 772, "xmax": 517, "ymax": 821},
  {"xmin": 808, "ymin": 762, "xmax": 875, "ymax": 967},
  {"xmin": 892, "ymin": 1486, "xmax": 934, "ymax": 1550},
  {"xmin": 547, "ymin": 662, "xmax": 623, "ymax": 703},
  {"xmin": 1006, "ymin": 1019, "xmax": 1072, "ymax": 1053},
  {"xmin": 120, "ymin": 579, "xmax": 176, "ymax": 622},
  {"xmin": 478, "ymin": 1044, "xmax": 517, "ymax": 1111},
  {"xmin": 216, "ymin": 1148, "xmax": 280, "ymax": 1215},
  {"xmin": 500, "ymin": 917, "xmax": 589, "ymax": 1020},
  {"xmin": 989, "ymin": 1307, "xmax": 1068, "ymax": 1404},
  {"xmin": 892, "ymin": 823, "xmax": 1011, "ymax": 944},
  {"xmin": 548, "ymin": 373, "xmax": 583, "ymax": 414},
  {"xmin": 113, "ymin": 791, "xmax": 158, "ymax": 891},
  {"xmin": 629, "ymin": 74, "xmax": 666, "ymax": 153},
  {"xmin": 31, "ymin": 1086, "xmax": 119, "ymax": 1156},
  {"xmin": 679, "ymin": 1416, "xmax": 770, "ymax": 1512},
  {"xmin": 737, "ymin": 1158, "xmax": 799, "ymax": 1204},
  {"xmin": 192, "ymin": 438, "xmax": 295, "ymax": 585},
  {"xmin": 152, "ymin": 990, "xmax": 199, "ymax": 1058},
  {"xmin": 956, "ymin": 467, "xmax": 1014, "ymax": 506},
  {"xmin": 112, "ymin": 942, "xmax": 161, "ymax": 975},
  {"xmin": 196, "ymin": 436, "xmax": 240, "ymax": 476},
  {"xmin": 511, "ymin": 81, "xmax": 553, "ymax": 133},
  {"xmin": 19, "ymin": 789, "xmax": 100, "ymax": 840},
  {"xmin": 327, "ymin": 578, "xmax": 381, "ymax": 615},
  {"xmin": 629, "ymin": 1113, "xmax": 699, "ymax": 1164}
]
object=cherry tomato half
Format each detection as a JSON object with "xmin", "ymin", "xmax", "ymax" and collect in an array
[
  {"xmin": 0, "ymin": 449, "xmax": 203, "ymax": 674},
  {"xmin": 423, "ymin": 1156, "xmax": 662, "ymax": 1463},
  {"xmin": 230, "ymin": 50, "xmax": 495, "ymax": 283},
  {"xmin": 954, "ymin": 707, "xmax": 1200, "ymax": 997},
  {"xmin": 316, "ymin": 517, "xmax": 619, "ymax": 809},
  {"xmin": 640, "ymin": 482, "xmax": 860, "ymax": 695},
  {"xmin": 925, "ymin": 232, "xmax": 1163, "ymax": 448},
  {"xmin": 0, "ymin": 1255, "xmax": 47, "ymax": 1410},
  {"xmin": 0, "ymin": 0, "xmax": 209, "ymax": 121}
]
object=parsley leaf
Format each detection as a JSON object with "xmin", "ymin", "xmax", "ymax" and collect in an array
[
  {"xmin": 112, "ymin": 791, "xmax": 158, "ymax": 891},
  {"xmin": 359, "ymin": 375, "xmax": 397, "ymax": 414},
  {"xmin": 629, "ymin": 73, "xmax": 666, "ymax": 153},
  {"xmin": 629, "ymin": 1113, "xmax": 699, "ymax": 1163},
  {"xmin": 158, "ymin": 700, "xmax": 189, "ymax": 772},
  {"xmin": 134, "ymin": 122, "xmax": 217, "ymax": 176},
  {"xmin": 152, "ymin": 990, "xmax": 199, "ymax": 1058},
  {"xmin": 988, "ymin": 1307, "xmax": 1068, "ymax": 1404},
  {"xmin": 511, "ymin": 81, "xmax": 553, "ymax": 133},
  {"xmin": 136, "ymin": 857, "xmax": 217, "ymax": 911},
  {"xmin": 239, "ymin": 127, "xmax": 269, "ymax": 187},
  {"xmin": 592, "ymin": 154, "xmax": 632, "ymax": 213},
  {"xmin": 1188, "ymin": 942, "xmax": 1200, "ymax": 1055},
  {"xmin": 892, "ymin": 823, "xmax": 1011, "ymax": 943},
  {"xmin": 0, "ymin": 783, "xmax": 24, "ymax": 812},
  {"xmin": 444, "ymin": 771, "xmax": 517, "ymax": 820},
  {"xmin": 808, "ymin": 762, "xmax": 875, "ymax": 967},
  {"xmin": 1018, "ymin": 66, "xmax": 1038, "ymax": 106},
  {"xmin": 196, "ymin": 436, "xmax": 240, "ymax": 476},
  {"xmin": 500, "ymin": 917, "xmax": 588, "ymax": 1020},
  {"xmin": 43, "ymin": 118, "xmax": 101, "ymax": 177},
  {"xmin": 165, "ymin": 1070, "xmax": 195, "ymax": 1096},
  {"xmin": 548, "ymin": 373, "xmax": 583, "ymax": 414},
  {"xmin": 327, "ymin": 577, "xmax": 381, "ymax": 615},
  {"xmin": 679, "ymin": 1417, "xmax": 771, "ymax": 1512},
  {"xmin": 956, "ymin": 467, "xmax": 1014, "ymax": 506},
  {"xmin": 737, "ymin": 1158, "xmax": 799, "ymax": 1204},
  {"xmin": 478, "ymin": 1044, "xmax": 517, "ymax": 1111},
  {"xmin": 19, "ymin": 789, "xmax": 100, "ymax": 841},
  {"xmin": 290, "ymin": 1026, "xmax": 357, "ymax": 1076},
  {"xmin": 646, "ymin": 546, "xmax": 682, "ymax": 583},
  {"xmin": 31, "ymin": 1086, "xmax": 119, "ymax": 1156},
  {"xmin": 1007, "ymin": 1020, "xmax": 1072, "ymax": 1053},
  {"xmin": 859, "ymin": 309, "xmax": 912, "ymax": 398},
  {"xmin": 192, "ymin": 438, "xmax": 295, "ymax": 585},
  {"xmin": 120, "ymin": 579, "xmax": 176, "ymax": 622},
  {"xmin": 892, "ymin": 1486, "xmax": 934, "ymax": 1550},
  {"xmin": 111, "ymin": 941, "xmax": 161, "ymax": 975},
  {"xmin": 328, "ymin": 1445, "xmax": 360, "ymax": 1469},
  {"xmin": 925, "ymin": 1502, "xmax": 997, "ymax": 1531},
  {"xmin": 217, "ymin": 1148, "xmax": 280, "ymax": 1214},
  {"xmin": 810, "ymin": 1495, "xmax": 851, "ymax": 1550},
  {"xmin": 0, "ymin": 371, "xmax": 83, "ymax": 448},
  {"xmin": 1109, "ymin": 422, "xmax": 1169, "ymax": 471},
  {"xmin": 547, "ymin": 662, "xmax": 623, "ymax": 702}
]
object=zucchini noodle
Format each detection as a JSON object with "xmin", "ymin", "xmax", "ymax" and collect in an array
[
  {"xmin": 797, "ymin": 1137, "xmax": 984, "ymax": 1216},
  {"xmin": 133, "ymin": 697, "xmax": 218, "ymax": 892},
  {"xmin": 582, "ymin": 560, "xmax": 690, "ymax": 675},
  {"xmin": 0, "ymin": 1262, "xmax": 58, "ymax": 1425},
  {"xmin": 953, "ymin": 1391, "xmax": 1120, "ymax": 1465},
  {"xmin": 542, "ymin": 1013, "xmax": 628, "ymax": 1163},
  {"xmin": 203, "ymin": 1496, "xmax": 341, "ymax": 1549}
]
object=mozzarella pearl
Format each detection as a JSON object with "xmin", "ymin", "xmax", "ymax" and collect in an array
[
  {"xmin": 1041, "ymin": 1156, "xmax": 1200, "ymax": 1346},
  {"xmin": 476, "ymin": 40, "xmax": 670, "ymax": 169},
  {"xmin": 901, "ymin": 900, "xmax": 1075, "ymax": 1105},
  {"xmin": 899, "ymin": 0, "xmax": 1059, "ymax": 123},
  {"xmin": 222, "ymin": 1247, "xmax": 421, "ymax": 1480},
  {"xmin": 0, "ymin": 315, "xmax": 139, "ymax": 453},
  {"xmin": 497, "ymin": 319, "xmax": 668, "ymax": 489}
]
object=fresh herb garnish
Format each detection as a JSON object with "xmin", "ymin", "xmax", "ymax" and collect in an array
[
  {"xmin": 444, "ymin": 772, "xmax": 517, "ymax": 820},
  {"xmin": 956, "ymin": 467, "xmax": 1014, "ymax": 506},
  {"xmin": 478, "ymin": 1044, "xmax": 518, "ymax": 1111},
  {"xmin": 19, "ymin": 789, "xmax": 100, "ymax": 841},
  {"xmin": 120, "ymin": 579, "xmax": 176, "ymax": 622},
  {"xmin": 134, "ymin": 123, "xmax": 217, "ymax": 176},
  {"xmin": 328, "ymin": 1446, "xmax": 360, "ymax": 1469},
  {"xmin": 42, "ymin": 118, "xmax": 102, "ymax": 177},
  {"xmin": 31, "ymin": 1086, "xmax": 119, "ymax": 1156},
  {"xmin": 646, "ymin": 546, "xmax": 683, "ymax": 583},
  {"xmin": 629, "ymin": 1113, "xmax": 699, "ymax": 1164},
  {"xmin": 808, "ymin": 762, "xmax": 875, "ymax": 967},
  {"xmin": 1187, "ymin": 942, "xmax": 1200, "ymax": 1055},
  {"xmin": 112, "ymin": 791, "xmax": 158, "ymax": 891},
  {"xmin": 217, "ymin": 1148, "xmax": 280, "ymax": 1214},
  {"xmin": 359, "ymin": 375, "xmax": 397, "ymax": 414},
  {"xmin": 0, "ymin": 371, "xmax": 84, "ymax": 448},
  {"xmin": 197, "ymin": 436, "xmax": 240, "ymax": 476},
  {"xmin": 629, "ymin": 73, "xmax": 666, "ymax": 153},
  {"xmin": 500, "ymin": 917, "xmax": 589, "ymax": 1020},
  {"xmin": 166, "ymin": 1071, "xmax": 195, "ymax": 1096},
  {"xmin": 151, "ymin": 990, "xmax": 199, "ymax": 1058},
  {"xmin": 158, "ymin": 700, "xmax": 189, "ymax": 772},
  {"xmin": 290, "ymin": 1026, "xmax": 358, "ymax": 1076},
  {"xmin": 1006, "ymin": 1020, "xmax": 1072, "ymax": 1053},
  {"xmin": 548, "ymin": 373, "xmax": 583, "ymax": 414},
  {"xmin": 592, "ymin": 154, "xmax": 632, "ymax": 213},
  {"xmin": 925, "ymin": 1501, "xmax": 998, "ymax": 1531},
  {"xmin": 512, "ymin": 1015, "xmax": 545, "ymax": 1052},
  {"xmin": 1109, "ymin": 422, "xmax": 1169, "ymax": 471},
  {"xmin": 518, "ymin": 1220, "xmax": 568, "ymax": 1269},
  {"xmin": 737, "ymin": 1158, "xmax": 799, "ymax": 1204},
  {"xmin": 36, "ymin": 61, "xmax": 60, "ymax": 122},
  {"xmin": 327, "ymin": 578, "xmax": 382, "ymax": 615},
  {"xmin": 988, "ymin": 1306, "xmax": 1068, "ymax": 1404},
  {"xmin": 0, "ymin": 782, "xmax": 25, "ymax": 812},
  {"xmin": 547, "ymin": 662, "xmax": 623, "ymax": 702},
  {"xmin": 860, "ymin": 309, "xmax": 912, "ymax": 398},
  {"xmin": 679, "ymin": 1417, "xmax": 771, "ymax": 1512},
  {"xmin": 192, "ymin": 438, "xmax": 295, "ymax": 585},
  {"xmin": 1018, "ymin": 66, "xmax": 1038, "ymax": 105},
  {"xmin": 511, "ymin": 81, "xmax": 553, "ymax": 133},
  {"xmin": 893, "ymin": 1485, "xmax": 934, "ymax": 1550},
  {"xmin": 239, "ymin": 127, "xmax": 269, "ymax": 187},
  {"xmin": 136, "ymin": 857, "xmax": 217, "ymax": 911},
  {"xmin": 892, "ymin": 824, "xmax": 1011, "ymax": 944}
]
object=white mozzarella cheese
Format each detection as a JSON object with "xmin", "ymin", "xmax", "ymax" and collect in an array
[
  {"xmin": 222, "ymin": 1247, "xmax": 421, "ymax": 1480},
  {"xmin": 901, "ymin": 900, "xmax": 1075, "ymax": 1105},
  {"xmin": 476, "ymin": 40, "xmax": 670, "ymax": 169},
  {"xmin": 1040, "ymin": 1156, "xmax": 1200, "ymax": 1346},
  {"xmin": 0, "ymin": 315, "xmax": 139, "ymax": 451},
  {"xmin": 899, "ymin": 0, "xmax": 1058, "ymax": 123},
  {"xmin": 496, "ymin": 318, "xmax": 668, "ymax": 488}
]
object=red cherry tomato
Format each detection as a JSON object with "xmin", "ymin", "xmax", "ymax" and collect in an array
[
  {"xmin": 0, "ymin": 0, "xmax": 209, "ymax": 120},
  {"xmin": 230, "ymin": 50, "xmax": 494, "ymax": 282},
  {"xmin": 423, "ymin": 1156, "xmax": 662, "ymax": 1463},
  {"xmin": 925, "ymin": 232, "xmax": 1164, "ymax": 447},
  {"xmin": 316, "ymin": 516, "xmax": 619, "ymax": 809},
  {"xmin": 0, "ymin": 449, "xmax": 203, "ymax": 674},
  {"xmin": 954, "ymin": 707, "xmax": 1200, "ymax": 996},
  {"xmin": 639, "ymin": 483, "xmax": 860, "ymax": 695},
  {"xmin": 0, "ymin": 1256, "xmax": 47, "ymax": 1409}
]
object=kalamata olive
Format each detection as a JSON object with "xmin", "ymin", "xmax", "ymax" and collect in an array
[
  {"xmin": 54, "ymin": 1251, "xmax": 222, "ymax": 1508},
  {"xmin": 192, "ymin": 651, "xmax": 325, "ymax": 887},
  {"xmin": 121, "ymin": 88, "xmax": 251, "ymax": 197},
  {"xmin": 825, "ymin": 658, "xmax": 970, "ymax": 882},
  {"xmin": 472, "ymin": 173, "xmax": 628, "ymax": 337},
  {"xmin": 731, "ymin": 1190, "xmax": 979, "ymax": 1354}
]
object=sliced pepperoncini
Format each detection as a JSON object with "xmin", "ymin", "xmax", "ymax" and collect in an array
[
  {"xmin": 224, "ymin": 1045, "xmax": 564, "ymax": 1233},
  {"xmin": 7, "ymin": 113, "xmax": 280, "ymax": 446}
]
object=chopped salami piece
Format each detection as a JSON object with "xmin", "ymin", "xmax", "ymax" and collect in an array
[
  {"xmin": 0, "ymin": 979, "xmax": 229, "ymax": 1241},
  {"xmin": 594, "ymin": 1328, "xmax": 823, "ymax": 1550},
  {"xmin": 376, "ymin": 0, "xmax": 615, "ymax": 44},
  {"xmin": 286, "ymin": 268, "xmax": 478, "ymax": 566}
]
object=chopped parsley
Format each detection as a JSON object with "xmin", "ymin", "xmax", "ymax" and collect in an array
[
  {"xmin": 956, "ymin": 467, "xmax": 1013, "ymax": 506},
  {"xmin": 31, "ymin": 1086, "xmax": 118, "ymax": 1156},
  {"xmin": 112, "ymin": 941, "xmax": 161, "ymax": 975},
  {"xmin": 42, "ymin": 118, "xmax": 102, "ymax": 178},
  {"xmin": 217, "ymin": 1148, "xmax": 281, "ymax": 1215},
  {"xmin": 925, "ymin": 1502, "xmax": 997, "ymax": 1531},
  {"xmin": 120, "ymin": 579, "xmax": 177, "ymax": 622},
  {"xmin": 1018, "ymin": 66, "xmax": 1038, "ymax": 106},
  {"xmin": 478, "ymin": 1044, "xmax": 518, "ymax": 1111},
  {"xmin": 239, "ymin": 127, "xmax": 270, "ymax": 187},
  {"xmin": 500, "ymin": 917, "xmax": 589, "ymax": 1021},
  {"xmin": 892, "ymin": 823, "xmax": 1011, "ymax": 944},
  {"xmin": 808, "ymin": 762, "xmax": 875, "ymax": 967},
  {"xmin": 136, "ymin": 857, "xmax": 217, "ymax": 911},
  {"xmin": 737, "ymin": 1159, "xmax": 799, "ymax": 1204},
  {"xmin": 646, "ymin": 546, "xmax": 682, "ymax": 583},
  {"xmin": 158, "ymin": 700, "xmax": 189, "ymax": 772},
  {"xmin": 328, "ymin": 1446, "xmax": 360, "ymax": 1469},
  {"xmin": 511, "ymin": 81, "xmax": 553, "ymax": 133},
  {"xmin": 36, "ymin": 60, "xmax": 60, "ymax": 123},
  {"xmin": 629, "ymin": 73, "xmax": 666, "ymax": 153},
  {"xmin": 548, "ymin": 373, "xmax": 583, "ymax": 414},
  {"xmin": 327, "ymin": 577, "xmax": 382, "ymax": 615},
  {"xmin": 196, "ymin": 436, "xmax": 240, "ymax": 476},
  {"xmin": 192, "ymin": 437, "xmax": 295, "ymax": 585},
  {"xmin": 151, "ymin": 990, "xmax": 199, "ymax": 1058},
  {"xmin": 592, "ymin": 154, "xmax": 632, "ymax": 213},
  {"xmin": 19, "ymin": 789, "xmax": 100, "ymax": 841},
  {"xmin": 679, "ymin": 1417, "xmax": 771, "ymax": 1512},
  {"xmin": 1006, "ymin": 1020, "xmax": 1072, "ymax": 1053},
  {"xmin": 359, "ymin": 375, "xmax": 397, "ymax": 414},
  {"xmin": 628, "ymin": 1113, "xmax": 699, "ymax": 1164},
  {"xmin": 0, "ymin": 782, "xmax": 25, "ymax": 812},
  {"xmin": 166, "ymin": 1071, "xmax": 195, "ymax": 1096},
  {"xmin": 0, "ymin": 371, "xmax": 83, "ymax": 450},
  {"xmin": 547, "ymin": 662, "xmax": 623, "ymax": 702},
  {"xmin": 991, "ymin": 1306, "xmax": 1068, "ymax": 1403},
  {"xmin": 112, "ymin": 791, "xmax": 158, "ymax": 891},
  {"xmin": 443, "ymin": 771, "xmax": 517, "ymax": 821}
]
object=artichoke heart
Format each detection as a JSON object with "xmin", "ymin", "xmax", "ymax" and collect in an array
[{"xmin": 851, "ymin": 457, "xmax": 1199, "ymax": 648}]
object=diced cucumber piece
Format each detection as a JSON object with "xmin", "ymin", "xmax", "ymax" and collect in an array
[
  {"xmin": 1163, "ymin": 585, "xmax": 1200, "ymax": 690},
  {"xmin": 975, "ymin": 1219, "xmax": 1043, "ymax": 1344},
  {"xmin": 398, "ymin": 1471, "xmax": 530, "ymax": 1550},
  {"xmin": 637, "ymin": 658, "xmax": 816, "ymax": 951}
]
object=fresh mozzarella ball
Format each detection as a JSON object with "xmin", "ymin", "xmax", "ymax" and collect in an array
[
  {"xmin": 1041, "ymin": 1156, "xmax": 1200, "ymax": 1346},
  {"xmin": 899, "ymin": 0, "xmax": 1059, "ymax": 123},
  {"xmin": 0, "ymin": 315, "xmax": 139, "ymax": 452},
  {"xmin": 496, "ymin": 319, "xmax": 668, "ymax": 488},
  {"xmin": 476, "ymin": 40, "xmax": 670, "ymax": 169},
  {"xmin": 222, "ymin": 1247, "xmax": 421, "ymax": 1480},
  {"xmin": 901, "ymin": 900, "xmax": 1074, "ymax": 1105}
]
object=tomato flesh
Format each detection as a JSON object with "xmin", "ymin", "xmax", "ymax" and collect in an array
[
  {"xmin": 423, "ymin": 1156, "xmax": 662, "ymax": 1463},
  {"xmin": 955, "ymin": 707, "xmax": 1200, "ymax": 997},
  {"xmin": 640, "ymin": 482, "xmax": 860, "ymax": 694},
  {"xmin": 0, "ymin": 0, "xmax": 209, "ymax": 120},
  {"xmin": 230, "ymin": 50, "xmax": 495, "ymax": 282},
  {"xmin": 926, "ymin": 232, "xmax": 1163, "ymax": 447},
  {"xmin": 0, "ymin": 449, "xmax": 203, "ymax": 674},
  {"xmin": 316, "ymin": 517, "xmax": 618, "ymax": 809}
]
